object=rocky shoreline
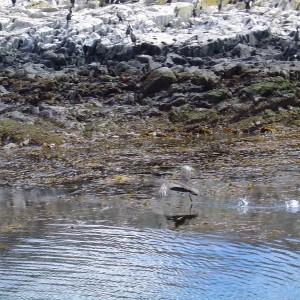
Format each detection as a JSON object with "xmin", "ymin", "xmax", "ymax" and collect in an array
[{"xmin": 0, "ymin": 0, "xmax": 299, "ymax": 190}]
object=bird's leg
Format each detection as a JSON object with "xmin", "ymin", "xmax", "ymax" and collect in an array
[
  {"xmin": 189, "ymin": 192, "xmax": 198, "ymax": 212},
  {"xmin": 189, "ymin": 193, "xmax": 193, "ymax": 212}
]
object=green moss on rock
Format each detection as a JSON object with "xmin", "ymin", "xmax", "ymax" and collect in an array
[
  {"xmin": 0, "ymin": 119, "xmax": 63, "ymax": 146},
  {"xmin": 239, "ymin": 77, "xmax": 295, "ymax": 100},
  {"xmin": 207, "ymin": 88, "xmax": 230, "ymax": 103},
  {"xmin": 168, "ymin": 105, "xmax": 219, "ymax": 125}
]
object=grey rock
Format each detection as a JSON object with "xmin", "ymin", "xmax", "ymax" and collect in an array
[
  {"xmin": 31, "ymin": 106, "xmax": 40, "ymax": 115},
  {"xmin": 190, "ymin": 93, "xmax": 212, "ymax": 108},
  {"xmin": 89, "ymin": 63, "xmax": 108, "ymax": 75},
  {"xmin": 142, "ymin": 67, "xmax": 176, "ymax": 96},
  {"xmin": 170, "ymin": 97, "xmax": 187, "ymax": 107},
  {"xmin": 0, "ymin": 102, "xmax": 11, "ymax": 114},
  {"xmin": 19, "ymin": 35, "xmax": 35, "ymax": 53},
  {"xmin": 77, "ymin": 66, "xmax": 90, "ymax": 76},
  {"xmin": 3, "ymin": 143, "xmax": 18, "ymax": 150},
  {"xmin": 212, "ymin": 62, "xmax": 249, "ymax": 78},
  {"xmin": 188, "ymin": 57, "xmax": 204, "ymax": 67},
  {"xmin": 54, "ymin": 53, "xmax": 67, "ymax": 67},
  {"xmin": 231, "ymin": 43, "xmax": 256, "ymax": 58},
  {"xmin": 0, "ymin": 85, "xmax": 10, "ymax": 95},
  {"xmin": 146, "ymin": 107, "xmax": 163, "ymax": 117},
  {"xmin": 189, "ymin": 68, "xmax": 220, "ymax": 89},
  {"xmin": 136, "ymin": 55, "xmax": 155, "ymax": 65},
  {"xmin": 114, "ymin": 61, "xmax": 132, "ymax": 74},
  {"xmin": 122, "ymin": 93, "xmax": 135, "ymax": 105},
  {"xmin": 42, "ymin": 50, "xmax": 58, "ymax": 60},
  {"xmin": 171, "ymin": 65, "xmax": 185, "ymax": 73},
  {"xmin": 168, "ymin": 53, "xmax": 188, "ymax": 65},
  {"xmin": 3, "ymin": 55, "xmax": 16, "ymax": 65},
  {"xmin": 9, "ymin": 111, "xmax": 34, "ymax": 122},
  {"xmin": 40, "ymin": 108, "xmax": 53, "ymax": 118}
]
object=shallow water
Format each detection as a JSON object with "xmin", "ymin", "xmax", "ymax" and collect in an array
[
  {"xmin": 1, "ymin": 224, "xmax": 300, "ymax": 300},
  {"xmin": 0, "ymin": 184, "xmax": 299, "ymax": 299}
]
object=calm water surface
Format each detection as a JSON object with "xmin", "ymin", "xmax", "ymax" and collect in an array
[{"xmin": 0, "ymin": 183, "xmax": 299, "ymax": 300}]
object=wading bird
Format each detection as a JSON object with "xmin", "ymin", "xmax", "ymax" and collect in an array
[
  {"xmin": 244, "ymin": 0, "xmax": 253, "ymax": 12},
  {"xmin": 12, "ymin": 0, "xmax": 16, "ymax": 7},
  {"xmin": 294, "ymin": 25, "xmax": 299, "ymax": 42},
  {"xmin": 130, "ymin": 29, "xmax": 137, "ymax": 44},
  {"xmin": 66, "ymin": 7, "xmax": 72, "ymax": 26},
  {"xmin": 116, "ymin": 10, "xmax": 123, "ymax": 22},
  {"xmin": 218, "ymin": 0, "xmax": 223, "ymax": 11},
  {"xmin": 126, "ymin": 24, "xmax": 132, "ymax": 36},
  {"xmin": 158, "ymin": 166, "xmax": 199, "ymax": 202},
  {"xmin": 125, "ymin": 23, "xmax": 136, "ymax": 44}
]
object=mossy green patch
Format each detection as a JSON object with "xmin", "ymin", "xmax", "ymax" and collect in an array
[
  {"xmin": 101, "ymin": 75, "xmax": 116, "ymax": 82},
  {"xmin": 294, "ymin": 119, "xmax": 300, "ymax": 126},
  {"xmin": 198, "ymin": 0, "xmax": 232, "ymax": 8},
  {"xmin": 207, "ymin": 88, "xmax": 230, "ymax": 102},
  {"xmin": 169, "ymin": 105, "xmax": 220, "ymax": 125},
  {"xmin": 200, "ymin": 0, "xmax": 221, "ymax": 6},
  {"xmin": 239, "ymin": 77, "xmax": 295, "ymax": 100},
  {"xmin": 233, "ymin": 105, "xmax": 300, "ymax": 132},
  {"xmin": 0, "ymin": 118, "xmax": 63, "ymax": 146}
]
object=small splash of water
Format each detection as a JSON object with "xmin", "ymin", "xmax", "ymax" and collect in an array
[
  {"xmin": 237, "ymin": 196, "xmax": 249, "ymax": 207},
  {"xmin": 285, "ymin": 200, "xmax": 299, "ymax": 213},
  {"xmin": 285, "ymin": 199, "xmax": 299, "ymax": 208}
]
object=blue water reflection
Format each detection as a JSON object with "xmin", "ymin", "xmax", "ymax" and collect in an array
[{"xmin": 1, "ymin": 223, "xmax": 299, "ymax": 300}]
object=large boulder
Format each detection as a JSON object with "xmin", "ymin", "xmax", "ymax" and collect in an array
[
  {"xmin": 231, "ymin": 43, "xmax": 256, "ymax": 58},
  {"xmin": 142, "ymin": 67, "xmax": 176, "ymax": 95}
]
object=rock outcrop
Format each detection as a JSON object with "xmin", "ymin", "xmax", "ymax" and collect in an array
[
  {"xmin": 0, "ymin": 0, "xmax": 299, "ymax": 69},
  {"xmin": 0, "ymin": 0, "xmax": 299, "ymax": 141}
]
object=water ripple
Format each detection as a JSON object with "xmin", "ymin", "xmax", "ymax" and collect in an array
[{"xmin": 0, "ymin": 224, "xmax": 300, "ymax": 299}]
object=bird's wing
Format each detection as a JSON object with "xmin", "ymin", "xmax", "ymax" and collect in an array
[
  {"xmin": 169, "ymin": 182, "xmax": 199, "ymax": 196},
  {"xmin": 189, "ymin": 186, "xmax": 199, "ymax": 196},
  {"xmin": 158, "ymin": 182, "xmax": 169, "ymax": 197}
]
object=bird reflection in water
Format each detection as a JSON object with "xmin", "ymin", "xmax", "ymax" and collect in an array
[{"xmin": 165, "ymin": 213, "xmax": 198, "ymax": 227}]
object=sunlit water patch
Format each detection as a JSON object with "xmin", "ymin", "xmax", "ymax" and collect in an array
[{"xmin": 0, "ymin": 224, "xmax": 300, "ymax": 300}]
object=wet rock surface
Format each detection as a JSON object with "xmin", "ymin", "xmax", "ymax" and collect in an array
[{"xmin": 0, "ymin": 0, "xmax": 299, "ymax": 196}]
